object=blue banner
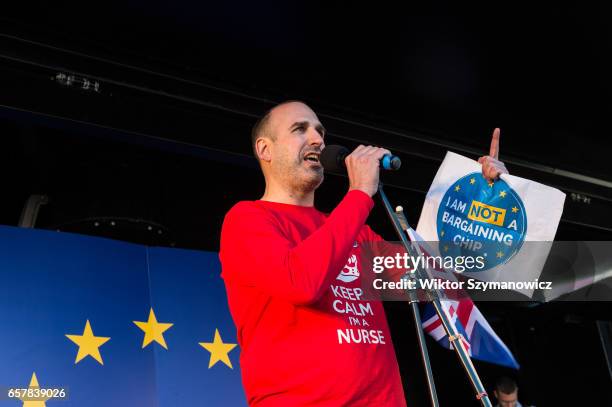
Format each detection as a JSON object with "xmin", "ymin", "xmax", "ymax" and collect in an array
[{"xmin": 0, "ymin": 226, "xmax": 245, "ymax": 406}]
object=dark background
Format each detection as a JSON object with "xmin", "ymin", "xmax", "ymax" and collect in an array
[{"xmin": 1, "ymin": 1, "xmax": 611, "ymax": 405}]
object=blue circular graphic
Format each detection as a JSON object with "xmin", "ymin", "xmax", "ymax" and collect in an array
[{"xmin": 436, "ymin": 172, "xmax": 527, "ymax": 271}]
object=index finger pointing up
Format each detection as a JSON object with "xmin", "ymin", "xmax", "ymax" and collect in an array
[{"xmin": 489, "ymin": 128, "xmax": 500, "ymax": 159}]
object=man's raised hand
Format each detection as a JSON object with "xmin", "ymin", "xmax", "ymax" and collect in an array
[{"xmin": 478, "ymin": 128, "xmax": 508, "ymax": 182}]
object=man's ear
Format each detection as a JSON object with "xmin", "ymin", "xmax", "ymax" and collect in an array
[{"xmin": 255, "ymin": 137, "xmax": 272, "ymax": 162}]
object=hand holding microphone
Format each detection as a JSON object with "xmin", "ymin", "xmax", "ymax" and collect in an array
[{"xmin": 320, "ymin": 144, "xmax": 401, "ymax": 197}]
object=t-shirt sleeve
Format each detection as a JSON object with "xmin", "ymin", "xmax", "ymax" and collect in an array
[{"xmin": 220, "ymin": 190, "xmax": 374, "ymax": 305}]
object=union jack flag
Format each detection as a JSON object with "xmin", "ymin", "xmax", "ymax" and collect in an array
[
  {"xmin": 404, "ymin": 228, "xmax": 520, "ymax": 369},
  {"xmin": 421, "ymin": 299, "xmax": 520, "ymax": 369}
]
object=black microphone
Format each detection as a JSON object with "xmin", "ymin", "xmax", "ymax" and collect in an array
[{"xmin": 320, "ymin": 145, "xmax": 401, "ymax": 173}]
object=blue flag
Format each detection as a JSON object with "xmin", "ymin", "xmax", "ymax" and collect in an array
[{"xmin": 0, "ymin": 225, "xmax": 245, "ymax": 406}]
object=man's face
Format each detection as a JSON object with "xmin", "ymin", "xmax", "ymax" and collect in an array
[
  {"xmin": 494, "ymin": 389, "xmax": 518, "ymax": 407},
  {"xmin": 265, "ymin": 102, "xmax": 326, "ymax": 193}
]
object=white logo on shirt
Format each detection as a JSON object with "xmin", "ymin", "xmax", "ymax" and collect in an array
[{"xmin": 336, "ymin": 254, "xmax": 359, "ymax": 282}]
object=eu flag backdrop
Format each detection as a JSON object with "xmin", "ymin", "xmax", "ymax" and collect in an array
[{"xmin": 0, "ymin": 225, "xmax": 245, "ymax": 406}]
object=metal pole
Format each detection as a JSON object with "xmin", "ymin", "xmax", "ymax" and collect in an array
[
  {"xmin": 377, "ymin": 184, "xmax": 439, "ymax": 406},
  {"xmin": 408, "ymin": 296, "xmax": 439, "ymax": 406},
  {"xmin": 18, "ymin": 194, "xmax": 49, "ymax": 228},
  {"xmin": 377, "ymin": 183, "xmax": 492, "ymax": 406}
]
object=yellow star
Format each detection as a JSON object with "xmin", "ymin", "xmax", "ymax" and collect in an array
[
  {"xmin": 488, "ymin": 182, "xmax": 494, "ymax": 188},
  {"xmin": 496, "ymin": 251, "xmax": 504, "ymax": 258},
  {"xmin": 134, "ymin": 308, "xmax": 174, "ymax": 349},
  {"xmin": 454, "ymin": 185, "xmax": 461, "ymax": 192},
  {"xmin": 66, "ymin": 320, "xmax": 110, "ymax": 365},
  {"xmin": 499, "ymin": 191, "xmax": 507, "ymax": 198},
  {"xmin": 440, "ymin": 230, "xmax": 445, "ymax": 237},
  {"xmin": 20, "ymin": 372, "xmax": 50, "ymax": 406},
  {"xmin": 443, "ymin": 245, "xmax": 449, "ymax": 252},
  {"xmin": 512, "ymin": 206, "xmax": 519, "ymax": 213},
  {"xmin": 469, "ymin": 178, "xmax": 475, "ymax": 185},
  {"xmin": 199, "ymin": 329, "xmax": 237, "ymax": 369}
]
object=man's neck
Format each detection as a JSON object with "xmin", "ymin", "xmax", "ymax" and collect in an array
[{"xmin": 261, "ymin": 182, "xmax": 315, "ymax": 207}]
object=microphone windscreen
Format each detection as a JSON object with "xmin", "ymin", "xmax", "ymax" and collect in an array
[{"xmin": 320, "ymin": 145, "xmax": 349, "ymax": 173}]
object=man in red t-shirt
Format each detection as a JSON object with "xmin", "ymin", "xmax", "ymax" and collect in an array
[{"xmin": 220, "ymin": 101, "xmax": 507, "ymax": 406}]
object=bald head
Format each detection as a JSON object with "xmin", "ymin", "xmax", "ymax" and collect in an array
[
  {"xmin": 250, "ymin": 101, "xmax": 326, "ymax": 202},
  {"xmin": 250, "ymin": 100, "xmax": 320, "ymax": 158}
]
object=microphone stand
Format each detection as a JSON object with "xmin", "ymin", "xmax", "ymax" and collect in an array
[{"xmin": 377, "ymin": 182, "xmax": 492, "ymax": 407}]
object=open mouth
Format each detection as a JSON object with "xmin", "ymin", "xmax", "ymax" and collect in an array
[{"xmin": 303, "ymin": 152, "xmax": 320, "ymax": 163}]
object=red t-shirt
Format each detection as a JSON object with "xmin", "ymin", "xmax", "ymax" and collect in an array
[{"xmin": 220, "ymin": 190, "xmax": 407, "ymax": 406}]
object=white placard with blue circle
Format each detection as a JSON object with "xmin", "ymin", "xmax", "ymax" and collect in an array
[{"xmin": 416, "ymin": 152, "xmax": 565, "ymax": 295}]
